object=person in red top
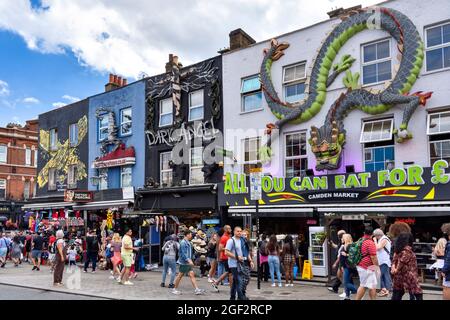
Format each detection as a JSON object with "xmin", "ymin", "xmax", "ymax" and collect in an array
[
  {"xmin": 355, "ymin": 226, "xmax": 379, "ymax": 300},
  {"xmin": 211, "ymin": 225, "xmax": 232, "ymax": 292}
]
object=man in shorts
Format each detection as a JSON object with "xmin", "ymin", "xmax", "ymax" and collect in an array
[
  {"xmin": 31, "ymin": 232, "xmax": 44, "ymax": 271},
  {"xmin": 120, "ymin": 228, "xmax": 134, "ymax": 285},
  {"xmin": 172, "ymin": 229, "xmax": 205, "ymax": 295},
  {"xmin": 355, "ymin": 226, "xmax": 379, "ymax": 300}
]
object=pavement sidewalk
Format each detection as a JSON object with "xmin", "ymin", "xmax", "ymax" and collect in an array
[{"xmin": 0, "ymin": 262, "xmax": 443, "ymax": 300}]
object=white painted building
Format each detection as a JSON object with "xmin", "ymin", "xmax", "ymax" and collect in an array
[{"xmin": 222, "ymin": 0, "xmax": 450, "ymax": 178}]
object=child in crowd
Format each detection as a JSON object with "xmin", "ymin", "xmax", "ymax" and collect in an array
[{"xmin": 67, "ymin": 245, "xmax": 77, "ymax": 273}]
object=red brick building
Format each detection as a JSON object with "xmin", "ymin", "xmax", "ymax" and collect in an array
[{"xmin": 0, "ymin": 120, "xmax": 38, "ymax": 228}]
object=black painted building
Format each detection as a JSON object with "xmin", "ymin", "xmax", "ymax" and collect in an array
[{"xmin": 136, "ymin": 54, "xmax": 224, "ymax": 251}]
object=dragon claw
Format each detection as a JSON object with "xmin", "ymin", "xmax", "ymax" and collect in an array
[{"xmin": 395, "ymin": 128, "xmax": 412, "ymax": 143}]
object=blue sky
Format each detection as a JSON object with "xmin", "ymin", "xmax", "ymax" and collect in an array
[{"xmin": 0, "ymin": 0, "xmax": 376, "ymax": 127}]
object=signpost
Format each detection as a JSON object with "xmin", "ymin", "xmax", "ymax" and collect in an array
[{"xmin": 250, "ymin": 166, "xmax": 262, "ymax": 290}]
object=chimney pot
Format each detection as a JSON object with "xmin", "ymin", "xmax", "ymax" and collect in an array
[
  {"xmin": 112, "ymin": 75, "xmax": 118, "ymax": 84},
  {"xmin": 109, "ymin": 73, "xmax": 114, "ymax": 83},
  {"xmin": 123, "ymin": 78, "xmax": 128, "ymax": 86},
  {"xmin": 117, "ymin": 76, "xmax": 122, "ymax": 86},
  {"xmin": 229, "ymin": 29, "xmax": 256, "ymax": 51}
]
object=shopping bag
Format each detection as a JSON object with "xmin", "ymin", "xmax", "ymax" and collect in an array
[{"xmin": 293, "ymin": 266, "xmax": 298, "ymax": 279}]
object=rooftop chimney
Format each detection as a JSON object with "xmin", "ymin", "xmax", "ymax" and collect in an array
[
  {"xmin": 327, "ymin": 5, "xmax": 362, "ymax": 19},
  {"xmin": 105, "ymin": 73, "xmax": 128, "ymax": 92},
  {"xmin": 229, "ymin": 29, "xmax": 256, "ymax": 51},
  {"xmin": 165, "ymin": 54, "xmax": 183, "ymax": 73}
]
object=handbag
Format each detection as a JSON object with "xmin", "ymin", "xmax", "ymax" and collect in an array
[{"xmin": 232, "ymin": 239, "xmax": 251, "ymax": 280}]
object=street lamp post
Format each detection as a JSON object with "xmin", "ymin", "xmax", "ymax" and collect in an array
[{"xmin": 250, "ymin": 164, "xmax": 262, "ymax": 290}]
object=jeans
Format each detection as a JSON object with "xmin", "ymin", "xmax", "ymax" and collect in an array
[
  {"xmin": 218, "ymin": 261, "xmax": 229, "ymax": 284},
  {"xmin": 230, "ymin": 267, "xmax": 245, "ymax": 300},
  {"xmin": 162, "ymin": 256, "xmax": 177, "ymax": 285},
  {"xmin": 84, "ymin": 251, "xmax": 97, "ymax": 271},
  {"xmin": 268, "ymin": 255, "xmax": 281, "ymax": 284},
  {"xmin": 391, "ymin": 289, "xmax": 423, "ymax": 300},
  {"xmin": 379, "ymin": 264, "xmax": 392, "ymax": 290},
  {"xmin": 343, "ymin": 267, "xmax": 357, "ymax": 297}
]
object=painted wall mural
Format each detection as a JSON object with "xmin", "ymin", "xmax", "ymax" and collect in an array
[
  {"xmin": 37, "ymin": 115, "xmax": 88, "ymax": 188},
  {"xmin": 260, "ymin": 7, "xmax": 432, "ymax": 171}
]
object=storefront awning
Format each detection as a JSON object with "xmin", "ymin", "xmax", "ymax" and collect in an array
[
  {"xmin": 317, "ymin": 205, "xmax": 450, "ymax": 217},
  {"xmin": 22, "ymin": 202, "xmax": 75, "ymax": 211},
  {"xmin": 228, "ymin": 205, "xmax": 314, "ymax": 218},
  {"xmin": 72, "ymin": 200, "xmax": 134, "ymax": 211}
]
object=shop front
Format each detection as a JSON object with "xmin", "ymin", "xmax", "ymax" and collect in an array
[
  {"xmin": 136, "ymin": 184, "xmax": 221, "ymax": 264},
  {"xmin": 219, "ymin": 161, "xmax": 450, "ymax": 282}
]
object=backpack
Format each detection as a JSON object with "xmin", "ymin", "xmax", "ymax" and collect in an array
[
  {"xmin": 164, "ymin": 240, "xmax": 176, "ymax": 255},
  {"xmin": 347, "ymin": 238, "xmax": 370, "ymax": 268},
  {"xmin": 259, "ymin": 240, "xmax": 267, "ymax": 256},
  {"xmin": 105, "ymin": 245, "xmax": 113, "ymax": 258}
]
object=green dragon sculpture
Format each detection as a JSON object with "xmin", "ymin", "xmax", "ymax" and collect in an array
[{"xmin": 260, "ymin": 7, "xmax": 432, "ymax": 171}]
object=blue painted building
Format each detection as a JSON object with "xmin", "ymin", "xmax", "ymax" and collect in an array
[{"xmin": 88, "ymin": 78, "xmax": 146, "ymax": 193}]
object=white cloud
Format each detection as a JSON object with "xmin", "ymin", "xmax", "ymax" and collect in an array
[
  {"xmin": 62, "ymin": 95, "xmax": 80, "ymax": 103},
  {"xmin": 52, "ymin": 102, "xmax": 66, "ymax": 108},
  {"xmin": 12, "ymin": 116, "xmax": 20, "ymax": 122},
  {"xmin": 0, "ymin": 80, "xmax": 10, "ymax": 96},
  {"xmin": 23, "ymin": 97, "xmax": 40, "ymax": 104},
  {"xmin": 0, "ymin": 0, "xmax": 379, "ymax": 79}
]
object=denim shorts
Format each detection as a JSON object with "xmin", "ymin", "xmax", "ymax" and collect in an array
[{"xmin": 31, "ymin": 250, "xmax": 42, "ymax": 259}]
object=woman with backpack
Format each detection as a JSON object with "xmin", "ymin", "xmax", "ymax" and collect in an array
[
  {"xmin": 161, "ymin": 234, "xmax": 179, "ymax": 288},
  {"xmin": 391, "ymin": 232, "xmax": 422, "ymax": 300},
  {"xmin": 53, "ymin": 230, "xmax": 66, "ymax": 287},
  {"xmin": 266, "ymin": 235, "xmax": 282, "ymax": 287},
  {"xmin": 281, "ymin": 235, "xmax": 297, "ymax": 287},
  {"xmin": 373, "ymin": 228, "xmax": 392, "ymax": 297},
  {"xmin": 340, "ymin": 234, "xmax": 357, "ymax": 300}
]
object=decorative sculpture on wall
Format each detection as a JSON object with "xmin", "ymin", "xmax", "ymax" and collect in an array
[
  {"xmin": 95, "ymin": 107, "xmax": 122, "ymax": 156},
  {"xmin": 38, "ymin": 115, "xmax": 88, "ymax": 188},
  {"xmin": 145, "ymin": 58, "xmax": 219, "ymax": 134},
  {"xmin": 260, "ymin": 7, "xmax": 432, "ymax": 171}
]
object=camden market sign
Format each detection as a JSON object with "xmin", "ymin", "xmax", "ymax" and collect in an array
[{"xmin": 219, "ymin": 161, "xmax": 450, "ymax": 206}]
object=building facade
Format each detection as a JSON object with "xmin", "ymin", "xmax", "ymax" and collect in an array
[
  {"xmin": 0, "ymin": 120, "xmax": 38, "ymax": 229},
  {"xmin": 220, "ymin": 0, "xmax": 450, "ymax": 280}
]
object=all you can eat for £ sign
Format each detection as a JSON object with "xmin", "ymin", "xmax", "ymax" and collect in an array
[{"xmin": 219, "ymin": 161, "xmax": 450, "ymax": 205}]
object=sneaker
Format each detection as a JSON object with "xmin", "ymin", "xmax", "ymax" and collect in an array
[
  {"xmin": 271, "ymin": 283, "xmax": 276, "ymax": 287},
  {"xmin": 285, "ymin": 283, "xmax": 290, "ymax": 287},
  {"xmin": 32, "ymin": 266, "xmax": 37, "ymax": 271},
  {"xmin": 327, "ymin": 287, "xmax": 338, "ymax": 293},
  {"xmin": 168, "ymin": 284, "xmax": 175, "ymax": 289},
  {"xmin": 211, "ymin": 282, "xmax": 219, "ymax": 292},
  {"xmin": 194, "ymin": 288, "xmax": 205, "ymax": 295},
  {"xmin": 36, "ymin": 267, "xmax": 40, "ymax": 271},
  {"xmin": 83, "ymin": 270, "xmax": 87, "ymax": 273},
  {"xmin": 91, "ymin": 270, "xmax": 96, "ymax": 274},
  {"xmin": 339, "ymin": 292, "xmax": 347, "ymax": 298},
  {"xmin": 172, "ymin": 289, "xmax": 182, "ymax": 295},
  {"xmin": 207, "ymin": 277, "xmax": 214, "ymax": 283},
  {"xmin": 278, "ymin": 283, "xmax": 283, "ymax": 287},
  {"xmin": 160, "ymin": 283, "xmax": 165, "ymax": 287},
  {"xmin": 123, "ymin": 281, "xmax": 134, "ymax": 286},
  {"xmin": 289, "ymin": 283, "xmax": 294, "ymax": 287},
  {"xmin": 109, "ymin": 276, "xmax": 116, "ymax": 280}
]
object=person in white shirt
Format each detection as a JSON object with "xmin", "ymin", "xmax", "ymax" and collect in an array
[{"xmin": 373, "ymin": 228, "xmax": 392, "ymax": 297}]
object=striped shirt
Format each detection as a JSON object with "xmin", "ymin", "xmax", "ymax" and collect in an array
[{"xmin": 358, "ymin": 235, "xmax": 377, "ymax": 270}]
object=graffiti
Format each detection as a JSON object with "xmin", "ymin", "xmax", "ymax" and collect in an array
[{"xmin": 37, "ymin": 116, "xmax": 88, "ymax": 188}]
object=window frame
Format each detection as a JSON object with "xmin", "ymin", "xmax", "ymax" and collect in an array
[
  {"xmin": 67, "ymin": 164, "xmax": 77, "ymax": 189},
  {"xmin": 48, "ymin": 168, "xmax": 57, "ymax": 191},
  {"xmin": 359, "ymin": 118, "xmax": 394, "ymax": 144},
  {"xmin": 242, "ymin": 137, "xmax": 261, "ymax": 175},
  {"xmin": 429, "ymin": 138, "xmax": 450, "ymax": 165},
  {"xmin": 284, "ymin": 131, "xmax": 308, "ymax": 178},
  {"xmin": 120, "ymin": 166, "xmax": 133, "ymax": 188},
  {"xmin": 98, "ymin": 114, "xmax": 108, "ymax": 142},
  {"xmin": 98, "ymin": 168, "xmax": 108, "ymax": 191},
  {"xmin": 120, "ymin": 107, "xmax": 133, "ymax": 136},
  {"xmin": 0, "ymin": 145, "xmax": 7, "ymax": 163},
  {"xmin": 49, "ymin": 128, "xmax": 58, "ymax": 151},
  {"xmin": 427, "ymin": 110, "xmax": 450, "ymax": 135},
  {"xmin": 34, "ymin": 149, "xmax": 38, "ymax": 168},
  {"xmin": 189, "ymin": 147, "xmax": 204, "ymax": 185},
  {"xmin": 25, "ymin": 148, "xmax": 31, "ymax": 166},
  {"xmin": 24, "ymin": 180, "xmax": 30, "ymax": 200},
  {"xmin": 69, "ymin": 123, "xmax": 79, "ymax": 147},
  {"xmin": 0, "ymin": 179, "xmax": 6, "ymax": 200},
  {"xmin": 282, "ymin": 62, "xmax": 307, "ymax": 103},
  {"xmin": 361, "ymin": 38, "xmax": 392, "ymax": 86},
  {"xmin": 188, "ymin": 90, "xmax": 204, "ymax": 122},
  {"xmin": 160, "ymin": 151, "xmax": 173, "ymax": 186},
  {"xmin": 241, "ymin": 75, "xmax": 263, "ymax": 113},
  {"xmin": 159, "ymin": 98, "xmax": 173, "ymax": 128},
  {"xmin": 424, "ymin": 22, "xmax": 450, "ymax": 72},
  {"xmin": 363, "ymin": 145, "xmax": 395, "ymax": 172}
]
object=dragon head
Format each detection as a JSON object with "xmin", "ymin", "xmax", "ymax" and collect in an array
[
  {"xmin": 263, "ymin": 39, "xmax": 290, "ymax": 61},
  {"xmin": 309, "ymin": 121, "xmax": 346, "ymax": 171}
]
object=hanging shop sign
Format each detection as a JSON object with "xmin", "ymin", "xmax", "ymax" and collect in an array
[
  {"xmin": 250, "ymin": 168, "xmax": 263, "ymax": 201},
  {"xmin": 146, "ymin": 117, "xmax": 220, "ymax": 146},
  {"xmin": 202, "ymin": 218, "xmax": 220, "ymax": 225},
  {"xmin": 0, "ymin": 206, "xmax": 10, "ymax": 213},
  {"xmin": 395, "ymin": 218, "xmax": 416, "ymax": 225},
  {"xmin": 92, "ymin": 145, "xmax": 136, "ymax": 169},
  {"xmin": 64, "ymin": 190, "xmax": 93, "ymax": 203},
  {"xmin": 219, "ymin": 161, "xmax": 450, "ymax": 205},
  {"xmin": 342, "ymin": 214, "xmax": 366, "ymax": 221}
]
